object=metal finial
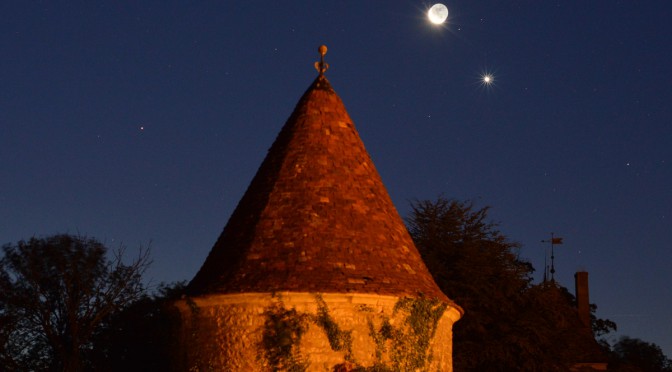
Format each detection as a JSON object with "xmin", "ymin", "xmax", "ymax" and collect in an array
[
  {"xmin": 314, "ymin": 45, "xmax": 329, "ymax": 75},
  {"xmin": 541, "ymin": 232, "xmax": 564, "ymax": 282}
]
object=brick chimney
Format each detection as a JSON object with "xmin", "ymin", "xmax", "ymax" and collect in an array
[{"xmin": 575, "ymin": 271, "xmax": 591, "ymax": 328}]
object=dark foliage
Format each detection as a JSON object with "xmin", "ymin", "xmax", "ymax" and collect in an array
[
  {"xmin": 608, "ymin": 336, "xmax": 672, "ymax": 372},
  {"xmin": 591, "ymin": 303, "xmax": 618, "ymax": 338},
  {"xmin": 87, "ymin": 281, "xmax": 186, "ymax": 371},
  {"xmin": 407, "ymin": 197, "xmax": 613, "ymax": 371},
  {"xmin": 0, "ymin": 234, "xmax": 150, "ymax": 371}
]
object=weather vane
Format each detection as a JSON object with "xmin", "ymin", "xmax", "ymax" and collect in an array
[
  {"xmin": 314, "ymin": 45, "xmax": 329, "ymax": 75},
  {"xmin": 541, "ymin": 232, "xmax": 563, "ymax": 282}
]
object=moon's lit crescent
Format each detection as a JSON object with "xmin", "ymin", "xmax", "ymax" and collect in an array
[{"xmin": 428, "ymin": 4, "xmax": 449, "ymax": 25}]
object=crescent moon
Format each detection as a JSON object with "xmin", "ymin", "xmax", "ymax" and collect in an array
[{"xmin": 428, "ymin": 4, "xmax": 449, "ymax": 25}]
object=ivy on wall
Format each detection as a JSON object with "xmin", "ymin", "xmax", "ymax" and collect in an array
[
  {"xmin": 314, "ymin": 295, "xmax": 354, "ymax": 361},
  {"xmin": 388, "ymin": 296, "xmax": 448, "ymax": 371},
  {"xmin": 259, "ymin": 301, "xmax": 310, "ymax": 372},
  {"xmin": 258, "ymin": 295, "xmax": 448, "ymax": 372}
]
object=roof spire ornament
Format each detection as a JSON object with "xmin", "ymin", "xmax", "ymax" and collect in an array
[{"xmin": 314, "ymin": 44, "xmax": 329, "ymax": 75}]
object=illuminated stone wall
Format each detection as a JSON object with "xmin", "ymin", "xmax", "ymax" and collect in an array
[{"xmin": 173, "ymin": 292, "xmax": 461, "ymax": 371}]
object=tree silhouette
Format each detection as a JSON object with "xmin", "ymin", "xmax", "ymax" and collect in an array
[
  {"xmin": 609, "ymin": 336, "xmax": 672, "ymax": 372},
  {"xmin": 87, "ymin": 281, "xmax": 186, "ymax": 370},
  {"xmin": 0, "ymin": 234, "xmax": 150, "ymax": 371},
  {"xmin": 407, "ymin": 197, "xmax": 611, "ymax": 371}
]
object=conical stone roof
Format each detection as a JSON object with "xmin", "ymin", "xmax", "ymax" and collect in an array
[{"xmin": 188, "ymin": 55, "xmax": 448, "ymax": 302}]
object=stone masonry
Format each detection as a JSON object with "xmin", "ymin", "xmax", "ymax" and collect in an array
[{"xmin": 175, "ymin": 47, "xmax": 462, "ymax": 371}]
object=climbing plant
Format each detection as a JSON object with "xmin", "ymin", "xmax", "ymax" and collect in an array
[
  {"xmin": 258, "ymin": 295, "xmax": 448, "ymax": 372},
  {"xmin": 357, "ymin": 296, "xmax": 448, "ymax": 371},
  {"xmin": 390, "ymin": 296, "xmax": 447, "ymax": 370},
  {"xmin": 313, "ymin": 295, "xmax": 354, "ymax": 360},
  {"xmin": 259, "ymin": 301, "xmax": 310, "ymax": 372}
]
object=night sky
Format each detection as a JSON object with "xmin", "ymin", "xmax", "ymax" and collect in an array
[{"xmin": 2, "ymin": 1, "xmax": 671, "ymax": 357}]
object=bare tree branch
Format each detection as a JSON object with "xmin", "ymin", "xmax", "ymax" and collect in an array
[{"xmin": 0, "ymin": 234, "xmax": 151, "ymax": 371}]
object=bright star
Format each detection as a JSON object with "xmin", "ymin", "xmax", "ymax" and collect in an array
[{"xmin": 476, "ymin": 69, "xmax": 498, "ymax": 92}]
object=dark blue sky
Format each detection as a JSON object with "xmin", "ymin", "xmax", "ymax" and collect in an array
[{"xmin": 2, "ymin": 1, "xmax": 670, "ymax": 356}]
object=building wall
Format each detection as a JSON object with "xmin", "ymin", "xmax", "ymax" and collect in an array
[{"xmin": 173, "ymin": 292, "xmax": 461, "ymax": 371}]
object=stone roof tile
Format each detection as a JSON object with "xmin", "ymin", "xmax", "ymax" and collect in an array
[{"xmin": 188, "ymin": 70, "xmax": 449, "ymax": 302}]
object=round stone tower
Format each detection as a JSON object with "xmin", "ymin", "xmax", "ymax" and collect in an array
[{"xmin": 174, "ymin": 46, "xmax": 462, "ymax": 371}]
